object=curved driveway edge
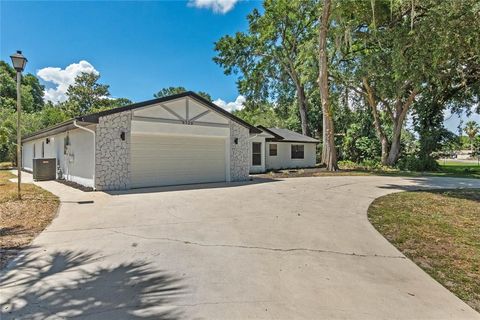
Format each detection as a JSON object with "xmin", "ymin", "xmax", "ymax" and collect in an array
[{"xmin": 1, "ymin": 174, "xmax": 480, "ymax": 319}]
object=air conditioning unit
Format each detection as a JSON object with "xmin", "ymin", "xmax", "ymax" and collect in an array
[{"xmin": 33, "ymin": 158, "xmax": 56, "ymax": 181}]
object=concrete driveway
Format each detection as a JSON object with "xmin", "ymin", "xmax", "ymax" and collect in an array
[{"xmin": 1, "ymin": 174, "xmax": 480, "ymax": 319}]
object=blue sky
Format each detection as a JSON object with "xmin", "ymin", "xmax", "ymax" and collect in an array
[
  {"xmin": 1, "ymin": 0, "xmax": 260, "ymax": 110},
  {"xmin": 1, "ymin": 0, "xmax": 478, "ymax": 131}
]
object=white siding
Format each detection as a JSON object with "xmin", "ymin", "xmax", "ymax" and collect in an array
[
  {"xmin": 22, "ymin": 126, "xmax": 95, "ymax": 188},
  {"xmin": 22, "ymin": 137, "xmax": 56, "ymax": 171},
  {"xmin": 60, "ymin": 129, "xmax": 95, "ymax": 187},
  {"xmin": 265, "ymin": 142, "xmax": 317, "ymax": 170},
  {"xmin": 22, "ymin": 140, "xmax": 34, "ymax": 171}
]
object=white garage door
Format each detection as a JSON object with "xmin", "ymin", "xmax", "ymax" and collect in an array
[{"xmin": 131, "ymin": 133, "xmax": 226, "ymax": 188}]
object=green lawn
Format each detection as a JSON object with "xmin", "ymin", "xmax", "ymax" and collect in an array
[
  {"xmin": 437, "ymin": 160, "xmax": 480, "ymax": 178},
  {"xmin": 368, "ymin": 189, "xmax": 480, "ymax": 312},
  {"xmin": 261, "ymin": 161, "xmax": 480, "ymax": 180}
]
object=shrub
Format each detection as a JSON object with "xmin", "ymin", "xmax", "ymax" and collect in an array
[{"xmin": 397, "ymin": 155, "xmax": 439, "ymax": 171}]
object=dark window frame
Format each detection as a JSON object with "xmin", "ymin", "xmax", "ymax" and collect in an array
[
  {"xmin": 33, "ymin": 144, "xmax": 36, "ymax": 158},
  {"xmin": 41, "ymin": 142, "xmax": 45, "ymax": 158},
  {"xmin": 252, "ymin": 142, "xmax": 262, "ymax": 166},
  {"xmin": 269, "ymin": 144, "xmax": 277, "ymax": 156},
  {"xmin": 291, "ymin": 144, "xmax": 304, "ymax": 159}
]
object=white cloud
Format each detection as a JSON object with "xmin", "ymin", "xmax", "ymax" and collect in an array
[
  {"xmin": 188, "ymin": 0, "xmax": 239, "ymax": 14},
  {"xmin": 37, "ymin": 60, "xmax": 98, "ymax": 103},
  {"xmin": 213, "ymin": 95, "xmax": 246, "ymax": 112}
]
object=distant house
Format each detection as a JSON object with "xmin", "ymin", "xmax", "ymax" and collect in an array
[
  {"xmin": 22, "ymin": 92, "xmax": 318, "ymax": 190},
  {"xmin": 456, "ymin": 150, "xmax": 474, "ymax": 160}
]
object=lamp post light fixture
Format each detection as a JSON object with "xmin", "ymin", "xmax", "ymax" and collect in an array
[{"xmin": 10, "ymin": 50, "xmax": 27, "ymax": 200}]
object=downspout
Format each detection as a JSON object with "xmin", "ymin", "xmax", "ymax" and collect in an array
[
  {"xmin": 73, "ymin": 120, "xmax": 96, "ymax": 190},
  {"xmin": 247, "ymin": 134, "xmax": 260, "ymax": 140}
]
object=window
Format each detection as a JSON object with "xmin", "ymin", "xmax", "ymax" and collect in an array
[
  {"xmin": 269, "ymin": 144, "xmax": 277, "ymax": 156},
  {"xmin": 252, "ymin": 142, "xmax": 262, "ymax": 166},
  {"xmin": 291, "ymin": 144, "xmax": 304, "ymax": 159},
  {"xmin": 33, "ymin": 144, "xmax": 36, "ymax": 158},
  {"xmin": 41, "ymin": 142, "xmax": 45, "ymax": 158}
]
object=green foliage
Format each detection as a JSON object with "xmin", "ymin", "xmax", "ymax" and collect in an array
[
  {"xmin": 63, "ymin": 72, "xmax": 111, "ymax": 116},
  {"xmin": 0, "ymin": 61, "xmax": 45, "ymax": 113},
  {"xmin": 341, "ymin": 109, "xmax": 380, "ymax": 162},
  {"xmin": 338, "ymin": 159, "xmax": 383, "ymax": 171},
  {"xmin": 212, "ymin": 0, "xmax": 479, "ymax": 168},
  {"xmin": 213, "ymin": 0, "xmax": 318, "ymax": 135},
  {"xmin": 397, "ymin": 154, "xmax": 440, "ymax": 172},
  {"xmin": 233, "ymin": 103, "xmax": 290, "ymax": 128},
  {"xmin": 464, "ymin": 120, "xmax": 479, "ymax": 150},
  {"xmin": 36, "ymin": 103, "xmax": 69, "ymax": 128},
  {"xmin": 153, "ymin": 86, "xmax": 212, "ymax": 101},
  {"xmin": 0, "ymin": 108, "xmax": 45, "ymax": 162}
]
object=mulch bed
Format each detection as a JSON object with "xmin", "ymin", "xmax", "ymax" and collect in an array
[{"xmin": 55, "ymin": 179, "xmax": 94, "ymax": 192}]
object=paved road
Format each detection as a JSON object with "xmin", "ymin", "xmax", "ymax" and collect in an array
[{"xmin": 1, "ymin": 174, "xmax": 479, "ymax": 319}]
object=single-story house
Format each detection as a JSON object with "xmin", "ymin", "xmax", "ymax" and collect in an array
[{"xmin": 22, "ymin": 92, "xmax": 318, "ymax": 190}]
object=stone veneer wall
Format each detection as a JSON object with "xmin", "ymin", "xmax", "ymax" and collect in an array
[
  {"xmin": 95, "ymin": 111, "xmax": 131, "ymax": 190},
  {"xmin": 229, "ymin": 121, "xmax": 250, "ymax": 181}
]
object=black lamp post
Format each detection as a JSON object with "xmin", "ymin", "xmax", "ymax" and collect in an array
[{"xmin": 10, "ymin": 50, "xmax": 28, "ymax": 200}]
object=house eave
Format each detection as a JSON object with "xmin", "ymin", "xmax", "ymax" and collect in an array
[
  {"xmin": 22, "ymin": 120, "xmax": 96, "ymax": 143},
  {"xmin": 266, "ymin": 138, "xmax": 319, "ymax": 144}
]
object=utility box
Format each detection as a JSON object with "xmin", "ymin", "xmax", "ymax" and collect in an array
[{"xmin": 33, "ymin": 158, "xmax": 56, "ymax": 181}]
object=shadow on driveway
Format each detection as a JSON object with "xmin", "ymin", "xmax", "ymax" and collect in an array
[
  {"xmin": 1, "ymin": 250, "xmax": 186, "ymax": 319},
  {"xmin": 377, "ymin": 176, "xmax": 480, "ymax": 192},
  {"xmin": 105, "ymin": 177, "xmax": 278, "ymax": 195}
]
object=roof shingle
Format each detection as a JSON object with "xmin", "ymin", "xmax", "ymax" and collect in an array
[{"xmin": 265, "ymin": 127, "xmax": 319, "ymax": 143}]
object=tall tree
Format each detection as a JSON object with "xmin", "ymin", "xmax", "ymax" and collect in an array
[
  {"xmin": 153, "ymin": 86, "xmax": 212, "ymax": 101},
  {"xmin": 412, "ymin": 0, "xmax": 480, "ymax": 168},
  {"xmin": 318, "ymin": 0, "xmax": 338, "ymax": 170},
  {"xmin": 214, "ymin": 0, "xmax": 318, "ymax": 136},
  {"xmin": 464, "ymin": 121, "xmax": 479, "ymax": 152},
  {"xmin": 64, "ymin": 72, "xmax": 110, "ymax": 116},
  {"xmin": 337, "ymin": 0, "xmax": 479, "ymax": 166}
]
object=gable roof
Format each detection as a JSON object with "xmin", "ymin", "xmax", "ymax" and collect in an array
[
  {"xmin": 23, "ymin": 91, "xmax": 261, "ymax": 142},
  {"xmin": 77, "ymin": 91, "xmax": 260, "ymax": 133},
  {"xmin": 258, "ymin": 126, "xmax": 319, "ymax": 143}
]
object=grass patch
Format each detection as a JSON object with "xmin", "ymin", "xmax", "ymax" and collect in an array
[
  {"xmin": 0, "ymin": 170, "xmax": 59, "ymax": 269},
  {"xmin": 368, "ymin": 189, "xmax": 480, "ymax": 312},
  {"xmin": 437, "ymin": 160, "xmax": 480, "ymax": 178}
]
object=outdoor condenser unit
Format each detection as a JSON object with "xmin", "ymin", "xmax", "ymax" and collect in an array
[{"xmin": 33, "ymin": 158, "xmax": 56, "ymax": 181}]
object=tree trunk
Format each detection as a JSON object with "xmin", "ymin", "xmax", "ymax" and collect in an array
[
  {"xmin": 386, "ymin": 122, "xmax": 402, "ymax": 165},
  {"xmin": 362, "ymin": 77, "xmax": 417, "ymax": 166},
  {"xmin": 362, "ymin": 78, "xmax": 389, "ymax": 165},
  {"xmin": 321, "ymin": 113, "xmax": 327, "ymax": 164},
  {"xmin": 296, "ymin": 83, "xmax": 309, "ymax": 136},
  {"xmin": 319, "ymin": 0, "xmax": 338, "ymax": 171},
  {"xmin": 386, "ymin": 89, "xmax": 417, "ymax": 165},
  {"xmin": 380, "ymin": 136, "xmax": 389, "ymax": 165}
]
